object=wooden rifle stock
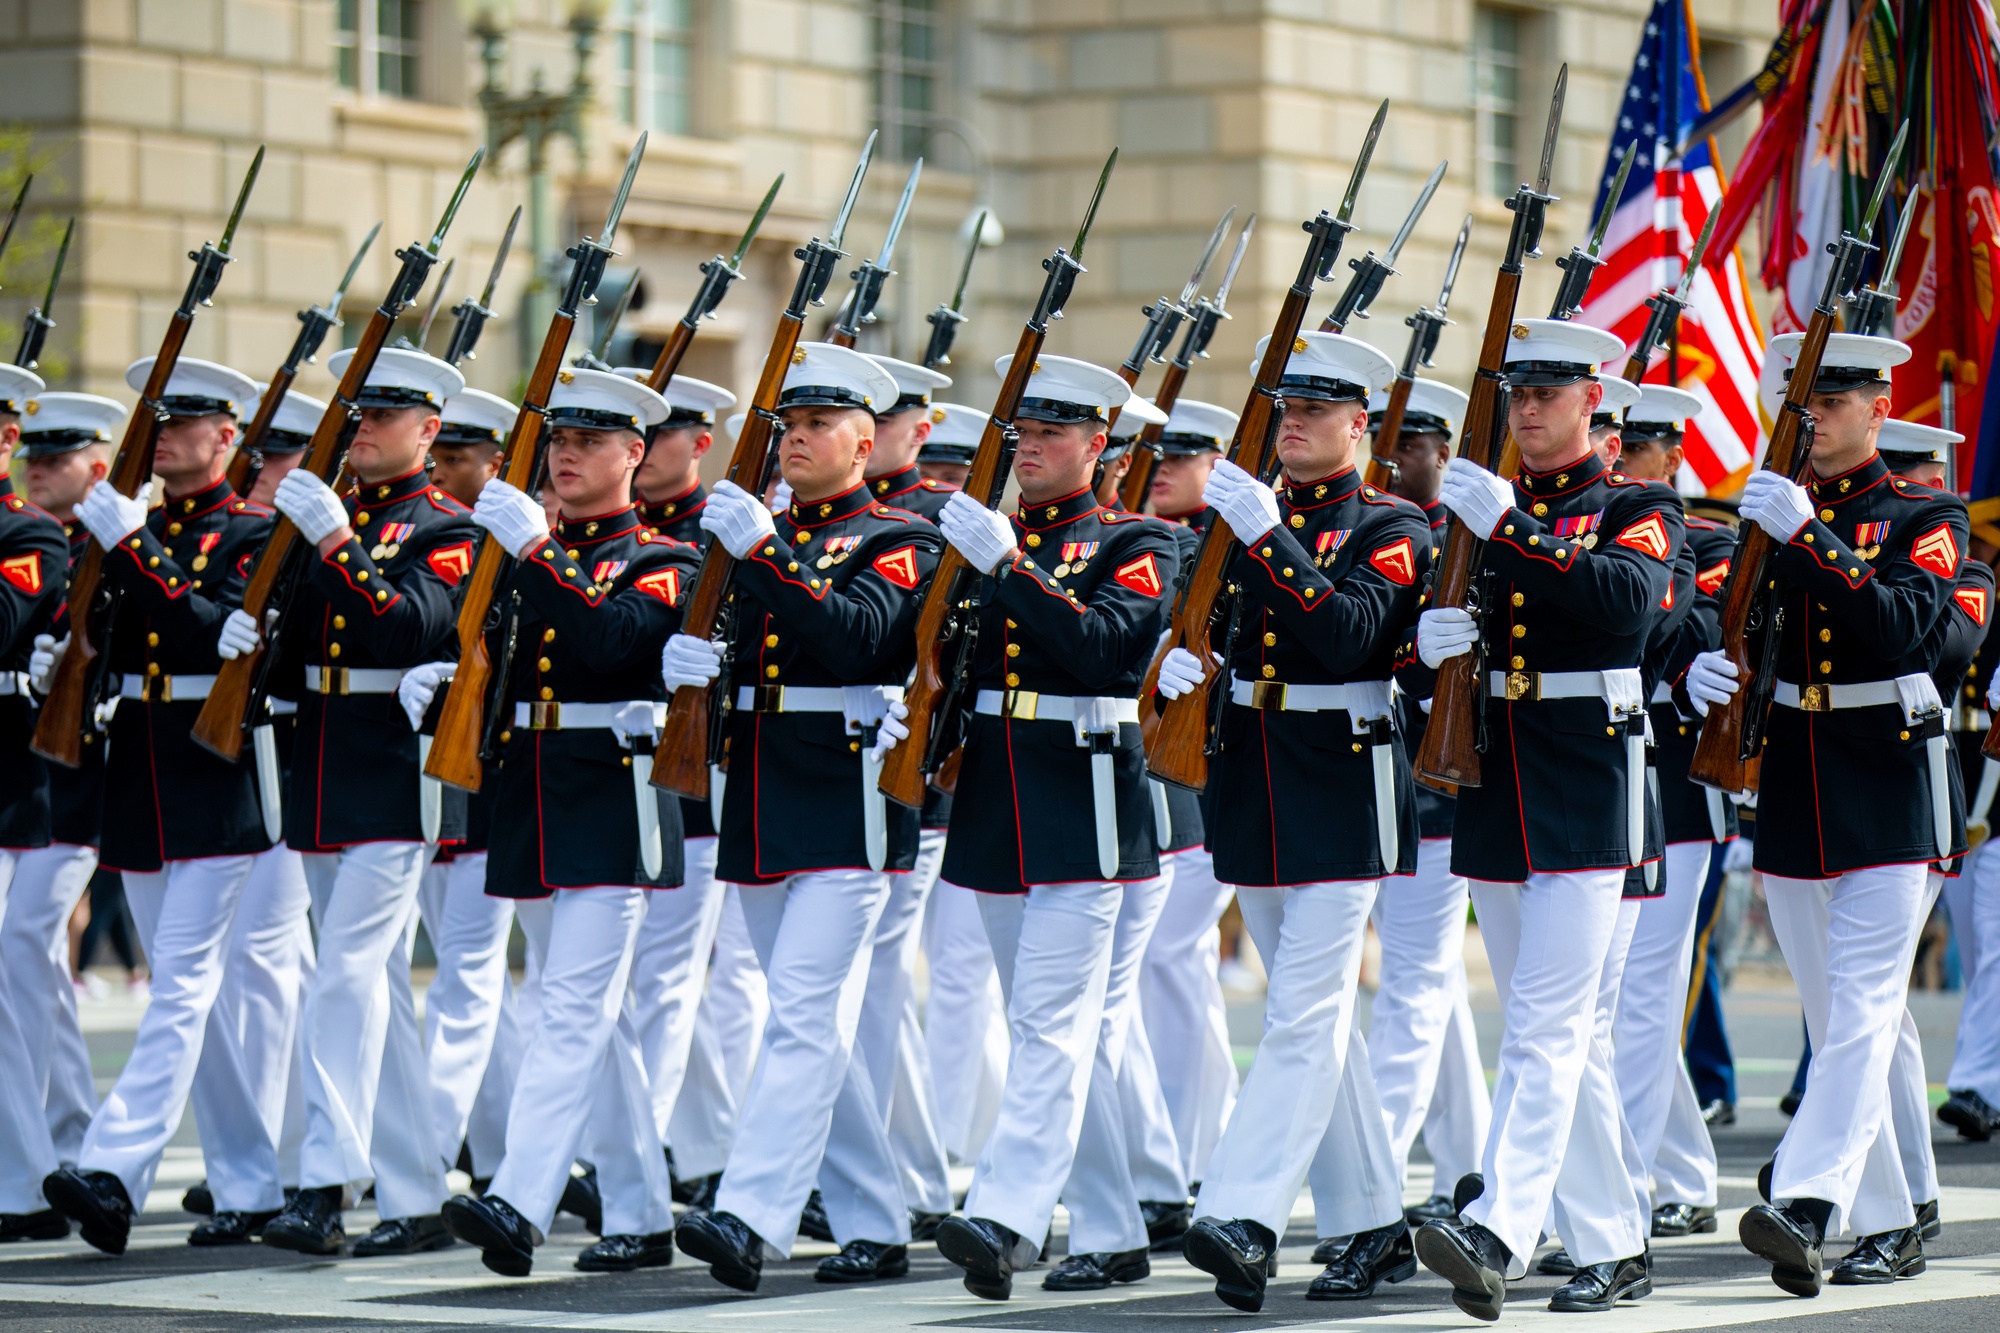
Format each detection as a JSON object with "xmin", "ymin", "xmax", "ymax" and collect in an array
[
  {"xmin": 224, "ymin": 363, "xmax": 298, "ymax": 496},
  {"xmin": 1364, "ymin": 372, "xmax": 1413, "ymax": 491},
  {"xmin": 645, "ymin": 321, "xmax": 696, "ymax": 391},
  {"xmin": 1118, "ymin": 360, "xmax": 1190, "ymax": 512}
]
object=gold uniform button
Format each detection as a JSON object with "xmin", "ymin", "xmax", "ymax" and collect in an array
[
  {"xmin": 1900, "ymin": 730, "xmax": 1911, "ymax": 741},
  {"xmin": 1679, "ymin": 724, "xmax": 1688, "ymax": 736},
  {"xmin": 147, "ymin": 556, "xmax": 159, "ymax": 568},
  {"xmin": 1607, "ymin": 726, "xmax": 1617, "ymax": 736},
  {"xmin": 146, "ymin": 632, "xmax": 159, "ymax": 647},
  {"xmin": 376, "ymin": 485, "xmax": 391, "ymax": 500},
  {"xmin": 1511, "ymin": 592, "xmax": 1524, "ymax": 607},
  {"xmin": 567, "ymin": 549, "xmax": 580, "ymax": 560},
  {"xmin": 1261, "ymin": 547, "xmax": 1273, "ymax": 557},
  {"xmin": 1260, "ymin": 664, "xmax": 1276, "ymax": 679},
  {"xmin": 537, "ymin": 657, "xmax": 552, "ymax": 672},
  {"xmin": 1289, "ymin": 514, "xmax": 1305, "ymax": 529},
  {"xmin": 1026, "ymin": 534, "xmax": 1042, "ymax": 547},
  {"xmin": 849, "ymin": 740, "xmax": 861, "ymax": 752},
  {"xmin": 1818, "ymin": 628, "xmax": 1831, "ymax": 642},
  {"xmin": 328, "ymin": 642, "xmax": 342, "ymax": 658},
  {"xmin": 146, "ymin": 662, "xmax": 161, "ymax": 677},
  {"xmin": 1819, "ymin": 660, "xmax": 1832, "ymax": 673},
  {"xmin": 793, "ymin": 531, "xmax": 810, "ymax": 545},
  {"xmin": 355, "ymin": 512, "xmax": 369, "ymax": 526},
  {"xmin": 539, "ymin": 686, "xmax": 553, "ymax": 700},
  {"xmin": 1504, "ymin": 525, "xmax": 1515, "ymax": 536},
  {"xmin": 787, "ymin": 562, "xmax": 800, "ymax": 572},
  {"xmin": 764, "ymin": 634, "xmax": 779, "ymax": 648},
  {"xmin": 1005, "ymin": 672, "xmax": 1021, "ymax": 687},
  {"xmin": 1511, "ymin": 624, "xmax": 1526, "ymax": 638},
  {"xmin": 333, "ymin": 615, "xmax": 345, "ymax": 629},
  {"xmin": 357, "ymin": 570, "xmax": 368, "ymax": 580},
  {"xmin": 1819, "ymin": 508, "xmax": 1835, "ymax": 522},
  {"xmin": 1262, "ymin": 632, "xmax": 1277, "ymax": 647},
  {"xmin": 1528, "ymin": 536, "xmax": 1540, "ymax": 546},
  {"xmin": 499, "ymin": 730, "xmax": 512, "ymax": 743},
  {"xmin": 1533, "ymin": 503, "xmax": 1548, "ymax": 517},
  {"xmin": 1006, "ymin": 643, "xmax": 1020, "ymax": 657},
  {"xmin": 167, "ymin": 522, "xmax": 182, "ymax": 536},
  {"xmin": 764, "ymin": 664, "xmax": 780, "ymax": 678},
  {"xmin": 1282, "ymin": 567, "xmax": 1294, "ymax": 577},
  {"xmin": 1352, "ymin": 742, "xmax": 1363, "ymax": 753},
  {"xmin": 543, "ymin": 628, "xmax": 555, "ymax": 643},
  {"xmin": 337, "ymin": 551, "xmax": 349, "ymax": 563},
  {"xmin": 1510, "ymin": 655, "xmax": 1524, "ymax": 669}
]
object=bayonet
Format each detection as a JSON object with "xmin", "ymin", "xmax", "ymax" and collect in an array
[
  {"xmin": 732, "ymin": 172, "xmax": 782, "ymax": 269},
  {"xmin": 1861, "ymin": 119, "xmax": 1909, "ymax": 238},
  {"xmin": 1549, "ymin": 139, "xmax": 1636, "ymax": 320},
  {"xmin": 1386, "ymin": 160, "xmax": 1446, "ymax": 269},
  {"xmin": 1678, "ymin": 205, "xmax": 1719, "ymax": 300},
  {"xmin": 1624, "ymin": 197, "xmax": 1721, "ymax": 377},
  {"xmin": 411, "ymin": 257, "xmax": 453, "ymax": 350},
  {"xmin": 1402, "ymin": 213, "xmax": 1472, "ymax": 374},
  {"xmin": 1879, "ymin": 179, "xmax": 1919, "ymax": 282},
  {"xmin": 480, "ymin": 207, "xmax": 521, "ymax": 308},
  {"xmin": 1181, "ymin": 207, "xmax": 1236, "ymax": 307},
  {"xmin": 1437, "ymin": 213, "xmax": 1471, "ymax": 319},
  {"xmin": 1536, "ymin": 65, "xmax": 1566, "ymax": 197},
  {"xmin": 876, "ymin": 157, "xmax": 922, "ymax": 273},
  {"xmin": 15, "ymin": 217, "xmax": 73, "ymax": 369},
  {"xmin": 1072, "ymin": 148, "xmax": 1118, "ymax": 260},
  {"xmin": 834, "ymin": 156, "xmax": 923, "ymax": 342},
  {"xmin": 1323, "ymin": 159, "xmax": 1446, "ymax": 332},
  {"xmin": 217, "ymin": 145, "xmax": 264, "ymax": 259},
  {"xmin": 829, "ymin": 129, "xmax": 879, "ymax": 254},
  {"xmin": 426, "ymin": 147, "xmax": 485, "ymax": 258},
  {"xmin": 950, "ymin": 210, "xmax": 985, "ymax": 312},
  {"xmin": 597, "ymin": 132, "xmax": 647, "ymax": 259},
  {"xmin": 1831, "ymin": 118, "xmax": 1910, "ymax": 306},
  {"xmin": 0, "ymin": 175, "xmax": 28, "ymax": 285},
  {"xmin": 922, "ymin": 209, "xmax": 987, "ymax": 369},
  {"xmin": 330, "ymin": 221, "xmax": 383, "ymax": 317},
  {"xmin": 1850, "ymin": 168, "xmax": 1923, "ymax": 337},
  {"xmin": 443, "ymin": 206, "xmax": 518, "ymax": 367},
  {"xmin": 1338, "ymin": 100, "xmax": 1390, "ymax": 227},
  {"xmin": 1126, "ymin": 209, "xmax": 1237, "ymax": 376},
  {"xmin": 1212, "ymin": 212, "xmax": 1255, "ymax": 313}
]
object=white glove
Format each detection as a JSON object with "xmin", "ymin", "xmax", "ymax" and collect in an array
[
  {"xmin": 28, "ymin": 634, "xmax": 65, "ymax": 694},
  {"xmin": 1437, "ymin": 457, "xmax": 1516, "ymax": 540},
  {"xmin": 610, "ymin": 700, "xmax": 662, "ymax": 746},
  {"xmin": 472, "ymin": 478, "xmax": 552, "ymax": 558},
  {"xmin": 76, "ymin": 480, "xmax": 146, "ymax": 550},
  {"xmin": 1156, "ymin": 647, "xmax": 1211, "ymax": 701},
  {"xmin": 216, "ymin": 609, "xmax": 261, "ymax": 661},
  {"xmin": 768, "ymin": 478, "xmax": 794, "ymax": 515},
  {"xmin": 662, "ymin": 633, "xmax": 724, "ymax": 693},
  {"xmin": 1988, "ymin": 673, "xmax": 2000, "ymax": 712},
  {"xmin": 1738, "ymin": 470, "xmax": 1814, "ymax": 544},
  {"xmin": 1202, "ymin": 459, "xmax": 1281, "ymax": 543},
  {"xmin": 1685, "ymin": 650, "xmax": 1740, "ymax": 717},
  {"xmin": 273, "ymin": 469, "xmax": 350, "ymax": 545},
  {"xmin": 1417, "ymin": 606, "xmax": 1479, "ymax": 668},
  {"xmin": 397, "ymin": 661, "xmax": 455, "ymax": 731},
  {"xmin": 868, "ymin": 698, "xmax": 910, "ymax": 763},
  {"xmin": 700, "ymin": 480, "xmax": 779, "ymax": 559},
  {"xmin": 939, "ymin": 491, "xmax": 1017, "ymax": 576}
]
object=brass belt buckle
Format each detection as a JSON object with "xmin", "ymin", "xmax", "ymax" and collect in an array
[
  {"xmin": 317, "ymin": 667, "xmax": 348, "ymax": 696},
  {"xmin": 142, "ymin": 673, "xmax": 169, "ymax": 704},
  {"xmin": 751, "ymin": 684, "xmax": 784, "ymax": 713},
  {"xmin": 1800, "ymin": 684, "xmax": 1828, "ymax": 712},
  {"xmin": 1002, "ymin": 688, "xmax": 1039, "ymax": 721},
  {"xmin": 529, "ymin": 701, "xmax": 561, "ymax": 730},
  {"xmin": 1504, "ymin": 670, "xmax": 1535, "ymax": 702},
  {"xmin": 1249, "ymin": 680, "xmax": 1286, "ymax": 710}
]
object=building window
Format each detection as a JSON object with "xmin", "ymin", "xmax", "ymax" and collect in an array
[
  {"xmin": 610, "ymin": 0, "xmax": 696, "ymax": 136},
  {"xmin": 1472, "ymin": 6, "xmax": 1523, "ymax": 199},
  {"xmin": 875, "ymin": 0, "xmax": 943, "ymax": 161},
  {"xmin": 335, "ymin": 0, "xmax": 423, "ymax": 99}
]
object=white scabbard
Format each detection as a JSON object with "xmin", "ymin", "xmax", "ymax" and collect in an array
[
  {"xmin": 253, "ymin": 724, "xmax": 282, "ymax": 844},
  {"xmin": 1091, "ymin": 750, "xmax": 1119, "ymax": 880},
  {"xmin": 709, "ymin": 764, "xmax": 727, "ymax": 830},
  {"xmin": 1626, "ymin": 730, "xmax": 1646, "ymax": 868},
  {"xmin": 635, "ymin": 753, "xmax": 664, "ymax": 880},
  {"xmin": 1929, "ymin": 733, "xmax": 1952, "ymax": 860},
  {"xmin": 863, "ymin": 744, "xmax": 888, "ymax": 872},
  {"xmin": 1150, "ymin": 778, "xmax": 1172, "ymax": 852},
  {"xmin": 1705, "ymin": 786, "xmax": 1728, "ymax": 844},
  {"xmin": 1643, "ymin": 764, "xmax": 1661, "ymax": 892},
  {"xmin": 1371, "ymin": 736, "xmax": 1399, "ymax": 874},
  {"xmin": 417, "ymin": 735, "xmax": 442, "ymax": 844}
]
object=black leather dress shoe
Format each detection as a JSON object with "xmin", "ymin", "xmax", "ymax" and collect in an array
[
  {"xmin": 1536, "ymin": 1246, "xmax": 1577, "ymax": 1276},
  {"xmin": 1140, "ymin": 1198, "xmax": 1192, "ymax": 1251},
  {"xmin": 1310, "ymin": 1233, "xmax": 1348, "ymax": 1265},
  {"xmin": 1700, "ymin": 1098, "xmax": 1736, "ymax": 1126},
  {"xmin": 1182, "ymin": 1216, "xmax": 1277, "ymax": 1313},
  {"xmin": 798, "ymin": 1189, "xmax": 835, "ymax": 1243},
  {"xmin": 1415, "ymin": 1218, "xmax": 1511, "ymax": 1323},
  {"xmin": 1739, "ymin": 1203, "xmax": 1824, "ymax": 1297},
  {"xmin": 1549, "ymin": 1254, "xmax": 1651, "ymax": 1311},
  {"xmin": 260, "ymin": 1185, "xmax": 345, "ymax": 1257},
  {"xmin": 1939, "ymin": 1088, "xmax": 1998, "ymax": 1141},
  {"xmin": 182, "ymin": 1179, "xmax": 214, "ymax": 1216},
  {"xmin": 1043, "ymin": 1246, "xmax": 1149, "ymax": 1290},
  {"xmin": 0, "ymin": 1209, "xmax": 69, "ymax": 1242},
  {"xmin": 1829, "ymin": 1227, "xmax": 1924, "ymax": 1285},
  {"xmin": 1307, "ymin": 1220, "xmax": 1416, "ymax": 1300},
  {"xmin": 43, "ymin": 1168, "xmax": 134, "ymax": 1256},
  {"xmin": 671, "ymin": 1169, "xmax": 721, "ymax": 1208},
  {"xmin": 909, "ymin": 1210, "xmax": 948, "ymax": 1242},
  {"xmin": 188, "ymin": 1209, "xmax": 280, "ymax": 1246},
  {"xmin": 442, "ymin": 1192, "xmax": 537, "ymax": 1277},
  {"xmin": 1778, "ymin": 1088, "xmax": 1803, "ymax": 1117},
  {"xmin": 675, "ymin": 1208, "xmax": 765, "ymax": 1291},
  {"xmin": 1916, "ymin": 1198, "xmax": 1940, "ymax": 1240},
  {"xmin": 578, "ymin": 1230, "xmax": 675, "ymax": 1272},
  {"xmin": 934, "ymin": 1214, "xmax": 1025, "ymax": 1301},
  {"xmin": 1757, "ymin": 1159, "xmax": 1774, "ymax": 1202},
  {"xmin": 817, "ymin": 1238, "xmax": 910, "ymax": 1283},
  {"xmin": 1404, "ymin": 1194, "xmax": 1457, "ymax": 1226},
  {"xmin": 1651, "ymin": 1203, "xmax": 1717, "ymax": 1237},
  {"xmin": 1453, "ymin": 1172, "xmax": 1485, "ymax": 1213},
  {"xmin": 559, "ymin": 1167, "xmax": 601, "ymax": 1235},
  {"xmin": 353, "ymin": 1214, "xmax": 455, "ymax": 1257}
]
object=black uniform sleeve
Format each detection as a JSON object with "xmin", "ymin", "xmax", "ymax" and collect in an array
[
  {"xmin": 735, "ymin": 520, "xmax": 943, "ymax": 681},
  {"xmin": 0, "ymin": 520, "xmax": 66, "ymax": 657},
  {"xmin": 308, "ymin": 516, "xmax": 478, "ymax": 665},
  {"xmin": 516, "ymin": 539, "xmax": 699, "ymax": 674},
  {"xmin": 1484, "ymin": 485, "xmax": 1685, "ymax": 637},
  {"xmin": 1234, "ymin": 508, "xmax": 1430, "ymax": 676},
  {"xmin": 1772, "ymin": 495, "xmax": 1970, "ymax": 661},
  {"xmin": 993, "ymin": 518, "xmax": 1179, "ymax": 693}
]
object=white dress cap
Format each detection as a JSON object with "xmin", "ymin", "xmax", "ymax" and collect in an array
[
  {"xmin": 324, "ymin": 346, "xmax": 466, "ymax": 410},
  {"xmin": 1250, "ymin": 331, "xmax": 1396, "ymax": 400},
  {"xmin": 124, "ymin": 356, "xmax": 259, "ymax": 418},
  {"xmin": 918, "ymin": 402, "xmax": 989, "ymax": 462},
  {"xmin": 613, "ymin": 368, "xmax": 737, "ymax": 425},
  {"xmin": 1621, "ymin": 384, "xmax": 1705, "ymax": 432},
  {"xmin": 1766, "ymin": 331, "xmax": 1912, "ymax": 396},
  {"xmin": 864, "ymin": 354, "xmax": 952, "ymax": 412},
  {"xmin": 244, "ymin": 386, "xmax": 329, "ymax": 452},
  {"xmin": 1157, "ymin": 398, "xmax": 1239, "ymax": 454},
  {"xmin": 993, "ymin": 353, "xmax": 1133, "ymax": 424},
  {"xmin": 1367, "ymin": 378, "xmax": 1470, "ymax": 439},
  {"xmin": 1876, "ymin": 417, "xmax": 1962, "ymax": 463},
  {"xmin": 16, "ymin": 393, "xmax": 126, "ymax": 456},
  {"xmin": 438, "ymin": 387, "xmax": 518, "ymax": 445},
  {"xmin": 1500, "ymin": 318, "xmax": 1628, "ymax": 386},
  {"xmin": 0, "ymin": 361, "xmax": 47, "ymax": 414},
  {"xmin": 546, "ymin": 366, "xmax": 670, "ymax": 433},
  {"xmin": 1592, "ymin": 376, "xmax": 1643, "ymax": 420},
  {"xmin": 779, "ymin": 342, "xmax": 901, "ymax": 415}
]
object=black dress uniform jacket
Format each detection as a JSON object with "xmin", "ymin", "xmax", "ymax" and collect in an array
[
  {"xmin": 1652, "ymin": 513, "xmax": 1739, "ymax": 846},
  {"xmin": 1952, "ymin": 559, "xmax": 2000, "ymax": 821},
  {"xmin": 279, "ymin": 465, "xmax": 476, "ymax": 851},
  {"xmin": 98, "ymin": 479, "xmax": 274, "ymax": 871},
  {"xmin": 1451, "ymin": 451, "xmax": 1684, "ymax": 882},
  {"xmin": 0, "ymin": 479, "xmax": 67, "ymax": 849},
  {"xmin": 47, "ymin": 522, "xmax": 107, "ymax": 846},
  {"xmin": 485, "ymin": 506, "xmax": 699, "ymax": 898},
  {"xmin": 941, "ymin": 486, "xmax": 1179, "ymax": 895},
  {"xmin": 1929, "ymin": 559, "xmax": 1993, "ymax": 875},
  {"xmin": 643, "ymin": 480, "xmax": 717, "ymax": 841},
  {"xmin": 715, "ymin": 482, "xmax": 942, "ymax": 885},
  {"xmin": 871, "ymin": 463, "xmax": 962, "ymax": 832},
  {"xmin": 1206, "ymin": 468, "xmax": 1429, "ymax": 886},
  {"xmin": 1157, "ymin": 508, "xmax": 1213, "ymax": 855},
  {"xmin": 1751, "ymin": 457, "xmax": 1972, "ymax": 878}
]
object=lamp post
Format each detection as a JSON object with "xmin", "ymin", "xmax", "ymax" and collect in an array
[{"xmin": 474, "ymin": 5, "xmax": 601, "ymax": 354}]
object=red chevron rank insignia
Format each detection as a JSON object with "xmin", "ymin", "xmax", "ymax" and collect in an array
[
  {"xmin": 1912, "ymin": 524, "xmax": 1960, "ymax": 579},
  {"xmin": 633, "ymin": 568, "xmax": 682, "ymax": 605},
  {"xmin": 1695, "ymin": 560, "xmax": 1730, "ymax": 596},
  {"xmin": 1114, "ymin": 553, "xmax": 1162, "ymax": 597},
  {"xmin": 427, "ymin": 542, "xmax": 473, "ymax": 586},
  {"xmin": 872, "ymin": 546, "xmax": 921, "ymax": 589},
  {"xmin": 1368, "ymin": 537, "xmax": 1415, "ymax": 585},
  {"xmin": 0, "ymin": 552, "xmax": 41, "ymax": 595},
  {"xmin": 1957, "ymin": 586, "xmax": 1990, "ymax": 626},
  {"xmin": 1613, "ymin": 513, "xmax": 1672, "ymax": 561}
]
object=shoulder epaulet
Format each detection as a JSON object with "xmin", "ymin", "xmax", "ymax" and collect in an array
[
  {"xmin": 7, "ymin": 493, "xmax": 62, "ymax": 525},
  {"xmin": 1357, "ymin": 485, "xmax": 1400, "ymax": 506},
  {"xmin": 871, "ymin": 504, "xmax": 916, "ymax": 523},
  {"xmin": 1097, "ymin": 509, "xmax": 1144, "ymax": 524},
  {"xmin": 921, "ymin": 478, "xmax": 956, "ymax": 492},
  {"xmin": 229, "ymin": 499, "xmax": 275, "ymax": 517},
  {"xmin": 425, "ymin": 488, "xmax": 471, "ymax": 514}
]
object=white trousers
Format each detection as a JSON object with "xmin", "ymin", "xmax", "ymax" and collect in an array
[
  {"xmin": 1467, "ymin": 871, "xmax": 1645, "ymax": 1270},
  {"xmin": 1197, "ymin": 879, "xmax": 1402, "ymax": 1239},
  {"xmin": 1371, "ymin": 838, "xmax": 1490, "ymax": 1197},
  {"xmin": 489, "ymin": 886, "xmax": 669, "ymax": 1238},
  {"xmin": 416, "ymin": 852, "xmax": 516, "ymax": 1171},
  {"xmin": 1887, "ymin": 874, "xmax": 1944, "ymax": 1209},
  {"xmin": 80, "ymin": 855, "xmax": 254, "ymax": 1210},
  {"xmin": 923, "ymin": 874, "xmax": 1008, "ymax": 1166},
  {"xmin": 1946, "ymin": 841, "xmax": 2000, "ymax": 1100},
  {"xmin": 716, "ymin": 869, "xmax": 905, "ymax": 1254},
  {"xmin": 191, "ymin": 845, "xmax": 310, "ymax": 1213},
  {"xmin": 633, "ymin": 838, "xmax": 726, "ymax": 1148},
  {"xmin": 1, "ymin": 842, "xmax": 98, "ymax": 1159},
  {"xmin": 298, "ymin": 843, "xmax": 445, "ymax": 1219},
  {"xmin": 1763, "ymin": 864, "xmax": 1930, "ymax": 1237},
  {"xmin": 964, "ymin": 880, "xmax": 1123, "ymax": 1247},
  {"xmin": 670, "ymin": 883, "xmax": 765, "ymax": 1178},
  {"xmin": 0, "ymin": 850, "xmax": 61, "ymax": 1213},
  {"xmin": 834, "ymin": 827, "xmax": 953, "ymax": 1215},
  {"xmin": 1141, "ymin": 847, "xmax": 1238, "ymax": 1187},
  {"xmin": 464, "ymin": 964, "xmax": 521, "ymax": 1179},
  {"xmin": 1060, "ymin": 872, "xmax": 1182, "ymax": 1253}
]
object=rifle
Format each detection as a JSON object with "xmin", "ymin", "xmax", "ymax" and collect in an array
[
  {"xmin": 1618, "ymin": 204, "xmax": 1718, "ymax": 383},
  {"xmin": 1365, "ymin": 213, "xmax": 1469, "ymax": 490},
  {"xmin": 572, "ymin": 266, "xmax": 641, "ymax": 371},
  {"xmin": 1120, "ymin": 212, "xmax": 1255, "ymax": 512},
  {"xmin": 1695, "ymin": 122, "xmax": 1909, "ymax": 790},
  {"xmin": 827, "ymin": 159, "xmax": 920, "ymax": 349},
  {"xmin": 642, "ymin": 173, "xmax": 780, "ymax": 392},
  {"xmin": 14, "ymin": 217, "xmax": 72, "ymax": 371},
  {"xmin": 1140, "ymin": 101, "xmax": 1388, "ymax": 792},
  {"xmin": 1319, "ymin": 159, "xmax": 1445, "ymax": 334},
  {"xmin": 649, "ymin": 135, "xmax": 879, "ymax": 799},
  {"xmin": 920, "ymin": 211, "xmax": 985, "ymax": 370},
  {"xmin": 421, "ymin": 137, "xmax": 649, "ymax": 792},
  {"xmin": 226, "ymin": 222, "xmax": 381, "ymax": 495},
  {"xmin": 190, "ymin": 148, "xmax": 483, "ymax": 761},
  {"xmin": 878, "ymin": 148, "xmax": 1120, "ymax": 810},
  {"xmin": 32, "ymin": 149, "xmax": 265, "ymax": 766},
  {"xmin": 1847, "ymin": 173, "xmax": 1919, "ymax": 339},
  {"xmin": 1411, "ymin": 68, "xmax": 1567, "ymax": 789},
  {"xmin": 405, "ymin": 257, "xmax": 454, "ymax": 352},
  {"xmin": 442, "ymin": 206, "xmax": 520, "ymax": 368}
]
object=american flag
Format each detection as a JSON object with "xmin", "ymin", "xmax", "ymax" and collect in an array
[{"xmin": 1577, "ymin": 0, "xmax": 1765, "ymax": 495}]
